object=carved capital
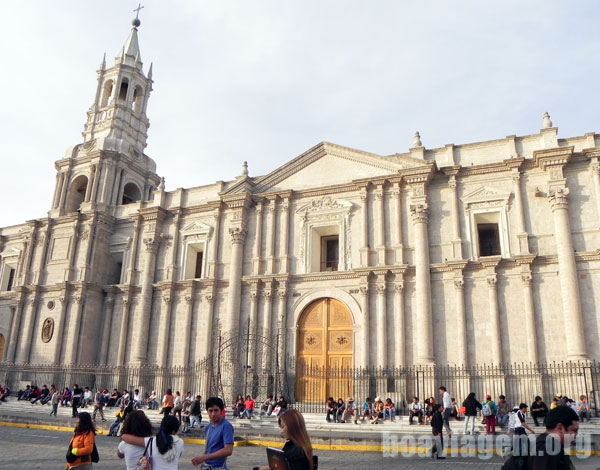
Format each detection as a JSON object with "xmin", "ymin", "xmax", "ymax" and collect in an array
[
  {"xmin": 143, "ymin": 236, "xmax": 160, "ymax": 253},
  {"xmin": 521, "ymin": 272, "xmax": 532, "ymax": 285},
  {"xmin": 409, "ymin": 203, "xmax": 429, "ymax": 224},
  {"xmin": 591, "ymin": 161, "xmax": 600, "ymax": 176},
  {"xmin": 122, "ymin": 297, "xmax": 129, "ymax": 305},
  {"xmin": 250, "ymin": 290, "xmax": 258, "ymax": 301},
  {"xmin": 511, "ymin": 172, "xmax": 521, "ymax": 183},
  {"xmin": 394, "ymin": 282, "xmax": 404, "ymax": 293},
  {"xmin": 548, "ymin": 187, "xmax": 569, "ymax": 211},
  {"xmin": 59, "ymin": 296, "xmax": 66, "ymax": 304},
  {"xmin": 204, "ymin": 294, "xmax": 214, "ymax": 304},
  {"xmin": 376, "ymin": 282, "xmax": 386, "ymax": 294},
  {"xmin": 454, "ymin": 278, "xmax": 464, "ymax": 290},
  {"xmin": 263, "ymin": 289, "xmax": 272, "ymax": 300},
  {"xmin": 486, "ymin": 274, "xmax": 497, "ymax": 287},
  {"xmin": 277, "ymin": 289, "xmax": 287, "ymax": 299},
  {"xmin": 229, "ymin": 227, "xmax": 247, "ymax": 244},
  {"xmin": 162, "ymin": 295, "xmax": 171, "ymax": 304},
  {"xmin": 185, "ymin": 294, "xmax": 193, "ymax": 304},
  {"xmin": 359, "ymin": 285, "xmax": 369, "ymax": 296}
]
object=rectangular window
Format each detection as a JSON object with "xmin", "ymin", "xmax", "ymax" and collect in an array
[
  {"xmin": 194, "ymin": 251, "xmax": 203, "ymax": 278},
  {"xmin": 478, "ymin": 223, "xmax": 501, "ymax": 257},
  {"xmin": 108, "ymin": 252, "xmax": 124, "ymax": 284},
  {"xmin": 6, "ymin": 267, "xmax": 15, "ymax": 291},
  {"xmin": 321, "ymin": 235, "xmax": 339, "ymax": 271}
]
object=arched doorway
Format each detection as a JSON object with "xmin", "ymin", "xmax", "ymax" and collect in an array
[
  {"xmin": 296, "ymin": 298, "xmax": 353, "ymax": 402},
  {"xmin": 0, "ymin": 334, "xmax": 4, "ymax": 362}
]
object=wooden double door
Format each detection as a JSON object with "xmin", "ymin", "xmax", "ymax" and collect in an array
[{"xmin": 296, "ymin": 298, "xmax": 353, "ymax": 402}]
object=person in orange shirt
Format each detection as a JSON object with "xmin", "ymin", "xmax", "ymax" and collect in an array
[
  {"xmin": 162, "ymin": 388, "xmax": 174, "ymax": 416},
  {"xmin": 66, "ymin": 411, "xmax": 96, "ymax": 469}
]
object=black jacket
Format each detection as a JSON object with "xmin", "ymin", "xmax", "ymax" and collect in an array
[
  {"xmin": 462, "ymin": 396, "xmax": 482, "ymax": 416},
  {"xmin": 529, "ymin": 432, "xmax": 573, "ymax": 470},
  {"xmin": 283, "ymin": 440, "xmax": 311, "ymax": 470},
  {"xmin": 431, "ymin": 412, "xmax": 444, "ymax": 433}
]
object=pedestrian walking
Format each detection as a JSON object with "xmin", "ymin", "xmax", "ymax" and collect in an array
[
  {"xmin": 117, "ymin": 410, "xmax": 154, "ymax": 470},
  {"xmin": 191, "ymin": 397, "xmax": 234, "ymax": 468},
  {"xmin": 65, "ymin": 411, "xmax": 96, "ymax": 470}
]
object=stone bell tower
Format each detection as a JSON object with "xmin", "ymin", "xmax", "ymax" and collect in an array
[{"xmin": 49, "ymin": 16, "xmax": 160, "ymax": 217}]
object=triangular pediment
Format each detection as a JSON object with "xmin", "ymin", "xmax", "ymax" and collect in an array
[
  {"xmin": 221, "ymin": 176, "xmax": 255, "ymax": 196},
  {"xmin": 0, "ymin": 247, "xmax": 21, "ymax": 258},
  {"xmin": 181, "ymin": 220, "xmax": 213, "ymax": 237},
  {"xmin": 253, "ymin": 142, "xmax": 424, "ymax": 193},
  {"xmin": 461, "ymin": 186, "xmax": 511, "ymax": 205}
]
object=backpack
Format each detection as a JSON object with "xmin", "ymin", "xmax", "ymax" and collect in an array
[
  {"xmin": 98, "ymin": 393, "xmax": 106, "ymax": 405},
  {"xmin": 482, "ymin": 402, "xmax": 493, "ymax": 416}
]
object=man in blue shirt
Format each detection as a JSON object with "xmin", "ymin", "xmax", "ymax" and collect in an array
[{"xmin": 191, "ymin": 396, "xmax": 234, "ymax": 468}]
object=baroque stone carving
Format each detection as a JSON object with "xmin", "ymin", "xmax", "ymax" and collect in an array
[{"xmin": 41, "ymin": 317, "xmax": 54, "ymax": 343}]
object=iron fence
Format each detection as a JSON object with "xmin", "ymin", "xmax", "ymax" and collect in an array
[{"xmin": 0, "ymin": 360, "xmax": 598, "ymax": 416}]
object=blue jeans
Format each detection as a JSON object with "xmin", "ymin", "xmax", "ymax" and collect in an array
[
  {"xmin": 383, "ymin": 409, "xmax": 395, "ymax": 420},
  {"xmin": 191, "ymin": 415, "xmax": 203, "ymax": 427}
]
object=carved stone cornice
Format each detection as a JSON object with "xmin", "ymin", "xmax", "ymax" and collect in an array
[
  {"xmin": 534, "ymin": 146, "xmax": 574, "ymax": 171},
  {"xmin": 480, "ymin": 256, "xmax": 502, "ymax": 269}
]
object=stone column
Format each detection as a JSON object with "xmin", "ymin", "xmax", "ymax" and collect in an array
[
  {"xmin": 208, "ymin": 208, "xmax": 221, "ymax": 278},
  {"xmin": 447, "ymin": 172, "xmax": 463, "ymax": 259},
  {"xmin": 90, "ymin": 162, "xmax": 102, "ymax": 203},
  {"xmin": 84, "ymin": 166, "xmax": 95, "ymax": 202},
  {"xmin": 393, "ymin": 281, "xmax": 405, "ymax": 367},
  {"xmin": 248, "ymin": 286, "xmax": 259, "ymax": 370},
  {"xmin": 52, "ymin": 172, "xmax": 65, "ymax": 209},
  {"xmin": 116, "ymin": 296, "xmax": 131, "ymax": 366},
  {"xmin": 391, "ymin": 182, "xmax": 403, "ymax": 264},
  {"xmin": 99, "ymin": 294, "xmax": 115, "ymax": 364},
  {"xmin": 64, "ymin": 293, "xmax": 83, "ymax": 364},
  {"xmin": 549, "ymin": 188, "xmax": 587, "ymax": 359},
  {"xmin": 453, "ymin": 274, "xmax": 468, "ymax": 366},
  {"xmin": 410, "ymin": 203, "xmax": 434, "ymax": 364},
  {"xmin": 591, "ymin": 157, "xmax": 600, "ymax": 226},
  {"xmin": 276, "ymin": 286, "xmax": 288, "ymax": 375},
  {"xmin": 202, "ymin": 292, "xmax": 216, "ymax": 360},
  {"xmin": 52, "ymin": 292, "xmax": 68, "ymax": 363},
  {"xmin": 538, "ymin": 151, "xmax": 588, "ymax": 360},
  {"xmin": 261, "ymin": 287, "xmax": 274, "ymax": 368},
  {"xmin": 511, "ymin": 169, "xmax": 530, "ymax": 254},
  {"xmin": 58, "ymin": 170, "xmax": 70, "ymax": 210},
  {"xmin": 100, "ymin": 161, "xmax": 114, "ymax": 204},
  {"xmin": 484, "ymin": 267, "xmax": 502, "ymax": 365},
  {"xmin": 224, "ymin": 227, "xmax": 247, "ymax": 336},
  {"xmin": 110, "ymin": 168, "xmax": 123, "ymax": 206},
  {"xmin": 375, "ymin": 279, "xmax": 387, "ymax": 367},
  {"xmin": 158, "ymin": 293, "xmax": 173, "ymax": 366},
  {"xmin": 132, "ymin": 232, "xmax": 161, "ymax": 364},
  {"xmin": 116, "ymin": 173, "xmax": 126, "ymax": 206},
  {"xmin": 359, "ymin": 284, "xmax": 370, "ymax": 367},
  {"xmin": 521, "ymin": 270, "xmax": 539, "ymax": 364},
  {"xmin": 5, "ymin": 288, "xmax": 24, "ymax": 362},
  {"xmin": 16, "ymin": 295, "xmax": 39, "ymax": 363},
  {"xmin": 280, "ymin": 197, "xmax": 291, "ymax": 273},
  {"xmin": 252, "ymin": 202, "xmax": 263, "ymax": 274},
  {"xmin": 266, "ymin": 199, "xmax": 276, "ymax": 274},
  {"xmin": 359, "ymin": 188, "xmax": 369, "ymax": 267},
  {"xmin": 375, "ymin": 186, "xmax": 386, "ymax": 265},
  {"xmin": 182, "ymin": 289, "xmax": 194, "ymax": 366}
]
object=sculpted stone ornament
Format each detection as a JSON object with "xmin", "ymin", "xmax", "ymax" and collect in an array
[
  {"xmin": 41, "ymin": 318, "xmax": 54, "ymax": 343},
  {"xmin": 409, "ymin": 203, "xmax": 429, "ymax": 223},
  {"xmin": 229, "ymin": 227, "xmax": 247, "ymax": 244}
]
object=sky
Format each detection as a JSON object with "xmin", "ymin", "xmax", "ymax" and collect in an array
[{"xmin": 0, "ymin": 1, "xmax": 598, "ymax": 228}]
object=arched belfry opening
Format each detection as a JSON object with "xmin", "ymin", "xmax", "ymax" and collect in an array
[
  {"xmin": 133, "ymin": 85, "xmax": 144, "ymax": 112},
  {"xmin": 118, "ymin": 78, "xmax": 129, "ymax": 101},
  {"xmin": 101, "ymin": 79, "xmax": 114, "ymax": 107},
  {"xmin": 122, "ymin": 182, "xmax": 141, "ymax": 205},
  {"xmin": 296, "ymin": 298, "xmax": 353, "ymax": 403},
  {"xmin": 64, "ymin": 175, "xmax": 88, "ymax": 212}
]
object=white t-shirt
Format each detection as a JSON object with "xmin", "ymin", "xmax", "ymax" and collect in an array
[
  {"xmin": 143, "ymin": 436, "xmax": 184, "ymax": 470},
  {"xmin": 118, "ymin": 440, "xmax": 145, "ymax": 470}
]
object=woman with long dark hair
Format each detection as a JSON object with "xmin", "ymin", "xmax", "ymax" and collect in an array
[
  {"xmin": 122, "ymin": 415, "xmax": 184, "ymax": 469},
  {"xmin": 117, "ymin": 410, "xmax": 153, "ymax": 469},
  {"xmin": 66, "ymin": 411, "xmax": 96, "ymax": 470}
]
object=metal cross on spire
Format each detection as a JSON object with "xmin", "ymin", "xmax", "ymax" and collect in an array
[{"xmin": 133, "ymin": 3, "xmax": 144, "ymax": 19}]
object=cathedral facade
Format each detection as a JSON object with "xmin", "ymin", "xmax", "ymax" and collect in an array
[{"xmin": 1, "ymin": 22, "xmax": 600, "ymax": 400}]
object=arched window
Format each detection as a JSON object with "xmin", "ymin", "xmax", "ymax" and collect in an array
[
  {"xmin": 64, "ymin": 175, "xmax": 88, "ymax": 212},
  {"xmin": 118, "ymin": 78, "xmax": 129, "ymax": 101},
  {"xmin": 133, "ymin": 85, "xmax": 144, "ymax": 112},
  {"xmin": 122, "ymin": 182, "xmax": 141, "ymax": 205},
  {"xmin": 101, "ymin": 79, "xmax": 114, "ymax": 107}
]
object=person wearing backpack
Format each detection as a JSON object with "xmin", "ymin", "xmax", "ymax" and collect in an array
[
  {"xmin": 482, "ymin": 394, "xmax": 498, "ymax": 435},
  {"xmin": 462, "ymin": 392, "xmax": 482, "ymax": 435}
]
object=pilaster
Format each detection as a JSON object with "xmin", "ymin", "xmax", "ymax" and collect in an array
[
  {"xmin": 359, "ymin": 188, "xmax": 370, "ymax": 267},
  {"xmin": 516, "ymin": 255, "xmax": 538, "ymax": 364},
  {"xmin": 375, "ymin": 186, "xmax": 386, "ymax": 265},
  {"xmin": 359, "ymin": 283, "xmax": 370, "ymax": 367},
  {"xmin": 375, "ymin": 278, "xmax": 387, "ymax": 367},
  {"xmin": 481, "ymin": 257, "xmax": 502, "ymax": 365},
  {"xmin": 393, "ymin": 280, "xmax": 405, "ymax": 367},
  {"xmin": 99, "ymin": 293, "xmax": 115, "ymax": 364}
]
